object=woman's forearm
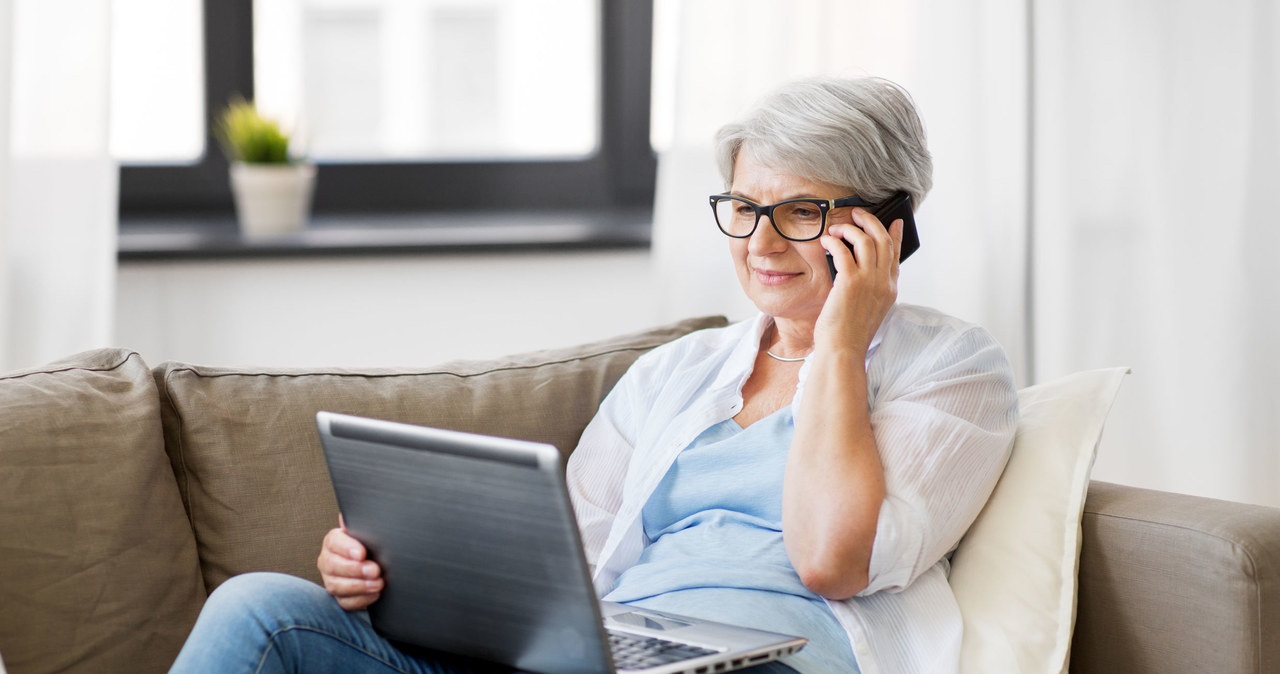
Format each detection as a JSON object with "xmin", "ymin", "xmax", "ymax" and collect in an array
[{"xmin": 783, "ymin": 349, "xmax": 885, "ymax": 600}]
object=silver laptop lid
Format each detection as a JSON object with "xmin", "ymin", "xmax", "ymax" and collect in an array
[{"xmin": 317, "ymin": 411, "xmax": 614, "ymax": 674}]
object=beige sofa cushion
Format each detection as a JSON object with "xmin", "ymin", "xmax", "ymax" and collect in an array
[
  {"xmin": 156, "ymin": 316, "xmax": 727, "ymax": 593},
  {"xmin": 0, "ymin": 349, "xmax": 204, "ymax": 674}
]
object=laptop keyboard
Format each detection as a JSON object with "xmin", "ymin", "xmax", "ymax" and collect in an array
[{"xmin": 607, "ymin": 629, "xmax": 719, "ymax": 670}]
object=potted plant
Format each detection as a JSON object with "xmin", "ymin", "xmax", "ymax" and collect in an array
[{"xmin": 215, "ymin": 97, "xmax": 316, "ymax": 237}]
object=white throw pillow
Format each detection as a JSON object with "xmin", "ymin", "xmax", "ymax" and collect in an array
[{"xmin": 949, "ymin": 367, "xmax": 1129, "ymax": 674}]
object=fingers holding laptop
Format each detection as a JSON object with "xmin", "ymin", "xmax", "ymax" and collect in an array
[{"xmin": 318, "ymin": 523, "xmax": 384, "ymax": 611}]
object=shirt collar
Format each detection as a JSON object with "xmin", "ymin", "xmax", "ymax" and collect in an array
[
  {"xmin": 708, "ymin": 313, "xmax": 772, "ymax": 394},
  {"xmin": 866, "ymin": 303, "xmax": 894, "ymax": 357}
]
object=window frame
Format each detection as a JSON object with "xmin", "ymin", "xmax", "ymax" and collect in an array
[{"xmin": 118, "ymin": 0, "xmax": 656, "ymax": 217}]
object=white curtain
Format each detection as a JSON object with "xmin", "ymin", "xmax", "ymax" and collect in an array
[
  {"xmin": 652, "ymin": 0, "xmax": 1279, "ymax": 507},
  {"xmin": 0, "ymin": 0, "xmax": 117, "ymax": 372},
  {"xmin": 1032, "ymin": 0, "xmax": 1280, "ymax": 507}
]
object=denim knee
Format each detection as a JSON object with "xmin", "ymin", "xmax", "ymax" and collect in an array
[
  {"xmin": 202, "ymin": 572, "xmax": 331, "ymax": 625},
  {"xmin": 208, "ymin": 571, "xmax": 318, "ymax": 601}
]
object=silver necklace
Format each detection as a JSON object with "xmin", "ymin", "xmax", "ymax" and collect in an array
[{"xmin": 765, "ymin": 325, "xmax": 810, "ymax": 362}]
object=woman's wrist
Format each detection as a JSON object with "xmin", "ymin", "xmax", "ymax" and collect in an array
[{"xmin": 811, "ymin": 339, "xmax": 871, "ymax": 364}]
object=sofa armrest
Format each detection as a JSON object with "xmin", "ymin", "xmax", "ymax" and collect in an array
[{"xmin": 1070, "ymin": 481, "xmax": 1280, "ymax": 673}]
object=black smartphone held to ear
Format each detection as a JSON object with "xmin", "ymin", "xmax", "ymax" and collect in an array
[{"xmin": 825, "ymin": 191, "xmax": 920, "ymax": 280}]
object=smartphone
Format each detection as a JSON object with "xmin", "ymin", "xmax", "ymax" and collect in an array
[{"xmin": 825, "ymin": 191, "xmax": 920, "ymax": 280}]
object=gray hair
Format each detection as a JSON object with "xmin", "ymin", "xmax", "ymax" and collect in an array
[{"xmin": 714, "ymin": 77, "xmax": 933, "ymax": 206}]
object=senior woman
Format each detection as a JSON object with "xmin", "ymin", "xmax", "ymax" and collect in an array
[{"xmin": 169, "ymin": 77, "xmax": 1018, "ymax": 674}]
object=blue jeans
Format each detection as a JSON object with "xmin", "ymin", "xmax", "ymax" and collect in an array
[{"xmin": 169, "ymin": 572, "xmax": 801, "ymax": 674}]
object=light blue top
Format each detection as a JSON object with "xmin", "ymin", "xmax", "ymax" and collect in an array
[{"xmin": 603, "ymin": 406, "xmax": 860, "ymax": 674}]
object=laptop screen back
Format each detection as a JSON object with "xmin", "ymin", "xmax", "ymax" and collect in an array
[{"xmin": 317, "ymin": 412, "xmax": 613, "ymax": 674}]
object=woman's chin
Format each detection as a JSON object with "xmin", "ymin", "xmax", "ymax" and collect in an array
[{"xmin": 747, "ymin": 291, "xmax": 823, "ymax": 323}]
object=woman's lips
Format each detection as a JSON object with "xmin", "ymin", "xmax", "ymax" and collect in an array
[{"xmin": 753, "ymin": 268, "xmax": 800, "ymax": 286}]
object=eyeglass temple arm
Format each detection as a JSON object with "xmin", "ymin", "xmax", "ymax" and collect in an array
[{"xmin": 831, "ymin": 195, "xmax": 879, "ymax": 208}]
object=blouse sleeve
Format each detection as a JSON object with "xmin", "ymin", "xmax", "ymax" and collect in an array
[
  {"xmin": 565, "ymin": 354, "xmax": 653, "ymax": 572},
  {"xmin": 859, "ymin": 324, "xmax": 1020, "ymax": 596}
]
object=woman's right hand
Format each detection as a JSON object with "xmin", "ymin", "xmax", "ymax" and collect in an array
[{"xmin": 317, "ymin": 522, "xmax": 384, "ymax": 611}]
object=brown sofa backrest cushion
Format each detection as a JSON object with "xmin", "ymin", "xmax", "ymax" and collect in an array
[
  {"xmin": 155, "ymin": 316, "xmax": 727, "ymax": 593},
  {"xmin": 0, "ymin": 349, "xmax": 204, "ymax": 674}
]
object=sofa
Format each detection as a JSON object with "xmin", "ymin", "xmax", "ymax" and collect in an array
[{"xmin": 1, "ymin": 315, "xmax": 1278, "ymax": 674}]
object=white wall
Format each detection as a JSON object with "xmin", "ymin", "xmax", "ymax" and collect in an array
[
  {"xmin": 114, "ymin": 242, "xmax": 1011, "ymax": 370},
  {"xmin": 115, "ymin": 249, "xmax": 668, "ymax": 368}
]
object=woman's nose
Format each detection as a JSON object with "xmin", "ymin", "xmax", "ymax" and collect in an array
[{"xmin": 747, "ymin": 215, "xmax": 789, "ymax": 254}]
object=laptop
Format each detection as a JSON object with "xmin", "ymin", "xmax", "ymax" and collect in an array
[{"xmin": 316, "ymin": 411, "xmax": 807, "ymax": 674}]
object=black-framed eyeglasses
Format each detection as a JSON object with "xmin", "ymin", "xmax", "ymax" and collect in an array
[{"xmin": 708, "ymin": 193, "xmax": 878, "ymax": 241}]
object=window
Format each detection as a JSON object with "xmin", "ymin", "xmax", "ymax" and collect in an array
[
  {"xmin": 110, "ymin": 0, "xmax": 204, "ymax": 164},
  {"xmin": 254, "ymin": 0, "xmax": 599, "ymax": 162},
  {"xmin": 117, "ymin": 0, "xmax": 655, "ymax": 218}
]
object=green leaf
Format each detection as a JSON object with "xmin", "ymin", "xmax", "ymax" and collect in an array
[{"xmin": 215, "ymin": 95, "xmax": 294, "ymax": 164}]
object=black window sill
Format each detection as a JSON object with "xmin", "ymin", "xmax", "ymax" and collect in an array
[{"xmin": 118, "ymin": 209, "xmax": 653, "ymax": 262}]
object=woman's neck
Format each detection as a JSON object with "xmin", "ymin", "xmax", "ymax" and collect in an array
[{"xmin": 766, "ymin": 319, "xmax": 815, "ymax": 361}]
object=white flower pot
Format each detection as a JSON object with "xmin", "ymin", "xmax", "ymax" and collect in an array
[{"xmin": 229, "ymin": 162, "xmax": 317, "ymax": 237}]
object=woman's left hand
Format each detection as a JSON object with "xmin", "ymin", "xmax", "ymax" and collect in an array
[{"xmin": 816, "ymin": 208, "xmax": 903, "ymax": 355}]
